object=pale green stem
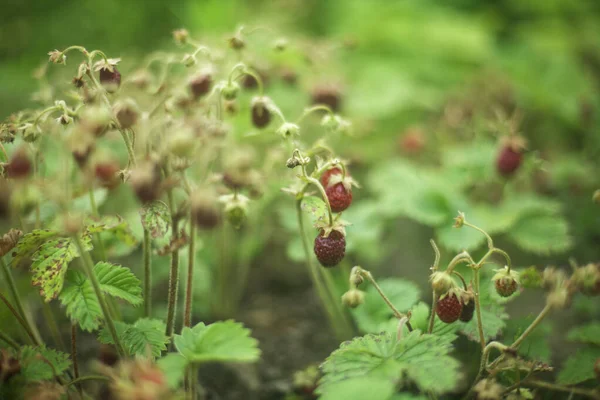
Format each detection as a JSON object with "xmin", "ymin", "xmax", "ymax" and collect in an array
[
  {"xmin": 143, "ymin": 229, "xmax": 152, "ymax": 318},
  {"xmin": 473, "ymin": 268, "xmax": 486, "ymax": 351}
]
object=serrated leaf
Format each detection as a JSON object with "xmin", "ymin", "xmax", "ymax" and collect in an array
[
  {"xmin": 10, "ymin": 229, "xmax": 58, "ymax": 267},
  {"xmin": 60, "ymin": 269, "xmax": 102, "ymax": 332},
  {"xmin": 85, "ymin": 215, "xmax": 138, "ymax": 247},
  {"xmin": 567, "ymin": 322, "xmax": 600, "ymax": 346},
  {"xmin": 94, "ymin": 262, "xmax": 142, "ymax": 305},
  {"xmin": 300, "ymin": 196, "xmax": 328, "ymax": 223},
  {"xmin": 557, "ymin": 346, "xmax": 600, "ymax": 385},
  {"xmin": 507, "ymin": 214, "xmax": 572, "ymax": 255},
  {"xmin": 140, "ymin": 201, "xmax": 171, "ymax": 239},
  {"xmin": 318, "ymin": 330, "xmax": 460, "ymax": 396},
  {"xmin": 460, "ymin": 279, "xmax": 508, "ymax": 342},
  {"xmin": 20, "ymin": 346, "xmax": 71, "ymax": 381},
  {"xmin": 157, "ymin": 353, "xmax": 188, "ymax": 389},
  {"xmin": 174, "ymin": 320, "xmax": 260, "ymax": 363},
  {"xmin": 99, "ymin": 319, "xmax": 168, "ymax": 358},
  {"xmin": 351, "ymin": 278, "xmax": 420, "ymax": 333},
  {"xmin": 31, "ymin": 237, "xmax": 82, "ymax": 302}
]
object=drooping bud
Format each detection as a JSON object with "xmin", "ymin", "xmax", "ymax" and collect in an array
[
  {"xmin": 173, "ymin": 28, "xmax": 189, "ymax": 45},
  {"xmin": 311, "ymin": 84, "xmax": 342, "ymax": 113},
  {"xmin": 191, "ymin": 192, "xmax": 220, "ymax": 230},
  {"xmin": 572, "ymin": 263, "xmax": 600, "ymax": 296},
  {"xmin": 341, "ymin": 289, "xmax": 365, "ymax": 308},
  {"xmin": 94, "ymin": 160, "xmax": 121, "ymax": 189},
  {"xmin": 114, "ymin": 99, "xmax": 140, "ymax": 129},
  {"xmin": 129, "ymin": 161, "xmax": 162, "ymax": 203},
  {"xmin": 429, "ymin": 271, "xmax": 455, "ymax": 294},
  {"xmin": 251, "ymin": 97, "xmax": 272, "ymax": 129},
  {"xmin": 95, "ymin": 58, "xmax": 122, "ymax": 93},
  {"xmin": 276, "ymin": 122, "xmax": 300, "ymax": 139},
  {"xmin": 221, "ymin": 81, "xmax": 240, "ymax": 101}
]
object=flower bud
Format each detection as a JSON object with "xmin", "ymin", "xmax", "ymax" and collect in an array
[
  {"xmin": 572, "ymin": 263, "xmax": 600, "ymax": 296},
  {"xmin": 130, "ymin": 161, "xmax": 162, "ymax": 203},
  {"xmin": 189, "ymin": 70, "xmax": 213, "ymax": 99},
  {"xmin": 221, "ymin": 81, "xmax": 240, "ymax": 101},
  {"xmin": 341, "ymin": 289, "xmax": 365, "ymax": 308},
  {"xmin": 429, "ymin": 271, "xmax": 455, "ymax": 294},
  {"xmin": 114, "ymin": 99, "xmax": 139, "ymax": 129},
  {"xmin": 191, "ymin": 192, "xmax": 220, "ymax": 230}
]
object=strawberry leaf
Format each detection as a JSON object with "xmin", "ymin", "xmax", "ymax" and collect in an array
[
  {"xmin": 174, "ymin": 320, "xmax": 260, "ymax": 363},
  {"xmin": 19, "ymin": 346, "xmax": 71, "ymax": 381},
  {"xmin": 99, "ymin": 318, "xmax": 169, "ymax": 358},
  {"xmin": 157, "ymin": 353, "xmax": 188, "ymax": 389},
  {"xmin": 60, "ymin": 269, "xmax": 102, "ymax": 332},
  {"xmin": 140, "ymin": 201, "xmax": 171, "ymax": 239},
  {"xmin": 300, "ymin": 196, "xmax": 328, "ymax": 223},
  {"xmin": 557, "ymin": 346, "xmax": 600, "ymax": 385},
  {"xmin": 10, "ymin": 229, "xmax": 58, "ymax": 268},
  {"xmin": 507, "ymin": 214, "xmax": 572, "ymax": 255},
  {"xmin": 567, "ymin": 322, "xmax": 600, "ymax": 346},
  {"xmin": 319, "ymin": 330, "xmax": 460, "ymax": 397},
  {"xmin": 94, "ymin": 261, "xmax": 142, "ymax": 305}
]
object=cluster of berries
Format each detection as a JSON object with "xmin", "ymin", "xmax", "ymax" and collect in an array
[{"xmin": 313, "ymin": 166, "xmax": 355, "ymax": 268}]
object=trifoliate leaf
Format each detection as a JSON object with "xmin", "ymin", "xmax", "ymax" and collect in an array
[
  {"xmin": 567, "ymin": 322, "xmax": 600, "ymax": 346},
  {"xmin": 507, "ymin": 214, "xmax": 572, "ymax": 255},
  {"xmin": 31, "ymin": 237, "xmax": 83, "ymax": 302},
  {"xmin": 318, "ymin": 331, "xmax": 460, "ymax": 396},
  {"xmin": 351, "ymin": 278, "xmax": 420, "ymax": 333},
  {"xmin": 60, "ymin": 269, "xmax": 102, "ymax": 332},
  {"xmin": 557, "ymin": 346, "xmax": 600, "ymax": 385},
  {"xmin": 174, "ymin": 320, "xmax": 260, "ymax": 363},
  {"xmin": 157, "ymin": 353, "xmax": 187, "ymax": 389},
  {"xmin": 140, "ymin": 201, "xmax": 171, "ymax": 239},
  {"xmin": 99, "ymin": 318, "xmax": 169, "ymax": 358},
  {"xmin": 301, "ymin": 196, "xmax": 328, "ymax": 224},
  {"xmin": 20, "ymin": 346, "xmax": 71, "ymax": 381},
  {"xmin": 10, "ymin": 229, "xmax": 57, "ymax": 267},
  {"xmin": 94, "ymin": 262, "xmax": 142, "ymax": 305}
]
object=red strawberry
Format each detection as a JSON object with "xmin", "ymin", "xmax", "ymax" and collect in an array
[
  {"xmin": 314, "ymin": 230, "xmax": 345, "ymax": 267},
  {"xmin": 436, "ymin": 293, "xmax": 463, "ymax": 323},
  {"xmin": 495, "ymin": 277, "xmax": 518, "ymax": 297},
  {"xmin": 320, "ymin": 167, "xmax": 343, "ymax": 187},
  {"xmin": 326, "ymin": 183, "xmax": 353, "ymax": 213},
  {"xmin": 459, "ymin": 299, "xmax": 475, "ymax": 322},
  {"xmin": 496, "ymin": 145, "xmax": 522, "ymax": 177},
  {"xmin": 99, "ymin": 66, "xmax": 121, "ymax": 93}
]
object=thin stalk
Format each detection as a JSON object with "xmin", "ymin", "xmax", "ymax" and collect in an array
[
  {"xmin": 0, "ymin": 291, "xmax": 38, "ymax": 344},
  {"xmin": 473, "ymin": 268, "xmax": 486, "ymax": 351},
  {"xmin": 519, "ymin": 380, "xmax": 600, "ymax": 399},
  {"xmin": 184, "ymin": 219, "xmax": 196, "ymax": 327},
  {"xmin": 511, "ymin": 304, "xmax": 552, "ymax": 348},
  {"xmin": 428, "ymin": 240, "xmax": 440, "ymax": 334},
  {"xmin": 362, "ymin": 270, "xmax": 413, "ymax": 332},
  {"xmin": 66, "ymin": 375, "xmax": 110, "ymax": 387},
  {"xmin": 143, "ymin": 229, "xmax": 152, "ymax": 317},
  {"xmin": 296, "ymin": 200, "xmax": 345, "ymax": 339},
  {"xmin": 73, "ymin": 235, "xmax": 125, "ymax": 356},
  {"xmin": 465, "ymin": 342, "xmax": 508, "ymax": 399},
  {"xmin": 40, "ymin": 301, "xmax": 66, "ymax": 351},
  {"xmin": 88, "ymin": 188, "xmax": 107, "ymax": 261},
  {"xmin": 165, "ymin": 190, "xmax": 180, "ymax": 339},
  {"xmin": 0, "ymin": 258, "xmax": 35, "ymax": 343},
  {"xmin": 320, "ymin": 268, "xmax": 353, "ymax": 332},
  {"xmin": 0, "ymin": 329, "xmax": 19, "ymax": 350},
  {"xmin": 463, "ymin": 221, "xmax": 493, "ymax": 249},
  {"xmin": 71, "ymin": 324, "xmax": 83, "ymax": 397}
]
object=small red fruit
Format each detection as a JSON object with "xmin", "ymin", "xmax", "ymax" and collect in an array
[
  {"xmin": 189, "ymin": 73, "xmax": 212, "ymax": 99},
  {"xmin": 311, "ymin": 85, "xmax": 342, "ymax": 113},
  {"xmin": 495, "ymin": 277, "xmax": 518, "ymax": 297},
  {"xmin": 326, "ymin": 183, "xmax": 353, "ymax": 213},
  {"xmin": 94, "ymin": 162, "xmax": 120, "ymax": 189},
  {"xmin": 459, "ymin": 299, "xmax": 475, "ymax": 322},
  {"xmin": 251, "ymin": 98, "xmax": 271, "ymax": 128},
  {"xmin": 99, "ymin": 66, "xmax": 121, "ymax": 93},
  {"xmin": 320, "ymin": 167, "xmax": 342, "ymax": 188},
  {"xmin": 496, "ymin": 137, "xmax": 526, "ymax": 178},
  {"xmin": 6, "ymin": 148, "xmax": 32, "ymax": 179},
  {"xmin": 314, "ymin": 230, "xmax": 345, "ymax": 267},
  {"xmin": 436, "ymin": 293, "xmax": 463, "ymax": 323}
]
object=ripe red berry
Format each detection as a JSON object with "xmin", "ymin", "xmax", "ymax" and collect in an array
[
  {"xmin": 459, "ymin": 299, "xmax": 475, "ymax": 322},
  {"xmin": 495, "ymin": 277, "xmax": 518, "ymax": 297},
  {"xmin": 251, "ymin": 99, "xmax": 271, "ymax": 128},
  {"xmin": 6, "ymin": 148, "xmax": 32, "ymax": 179},
  {"xmin": 326, "ymin": 183, "xmax": 353, "ymax": 213},
  {"xmin": 436, "ymin": 293, "xmax": 463, "ymax": 323},
  {"xmin": 99, "ymin": 66, "xmax": 121, "ymax": 93},
  {"xmin": 314, "ymin": 230, "xmax": 345, "ymax": 267},
  {"xmin": 320, "ymin": 167, "xmax": 343, "ymax": 188},
  {"xmin": 496, "ymin": 145, "xmax": 522, "ymax": 177}
]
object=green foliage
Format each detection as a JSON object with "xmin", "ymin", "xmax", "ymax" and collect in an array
[
  {"xmin": 157, "ymin": 353, "xmax": 188, "ymax": 389},
  {"xmin": 140, "ymin": 201, "xmax": 171, "ymax": 238},
  {"xmin": 174, "ymin": 320, "xmax": 260, "ymax": 363},
  {"xmin": 567, "ymin": 322, "xmax": 600, "ymax": 346},
  {"xmin": 351, "ymin": 278, "xmax": 420, "ymax": 333},
  {"xmin": 19, "ymin": 346, "xmax": 71, "ymax": 381},
  {"xmin": 318, "ymin": 330, "xmax": 460, "ymax": 398},
  {"xmin": 503, "ymin": 318, "xmax": 552, "ymax": 363},
  {"xmin": 10, "ymin": 229, "xmax": 58, "ymax": 267},
  {"xmin": 507, "ymin": 214, "xmax": 572, "ymax": 255},
  {"xmin": 99, "ymin": 318, "xmax": 169, "ymax": 358},
  {"xmin": 60, "ymin": 262, "xmax": 142, "ymax": 331},
  {"xmin": 85, "ymin": 215, "xmax": 138, "ymax": 247},
  {"xmin": 300, "ymin": 196, "xmax": 328, "ymax": 223},
  {"xmin": 557, "ymin": 347, "xmax": 600, "ymax": 385}
]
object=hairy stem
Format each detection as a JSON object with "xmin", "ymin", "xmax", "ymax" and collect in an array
[
  {"xmin": 143, "ymin": 229, "xmax": 152, "ymax": 317},
  {"xmin": 165, "ymin": 190, "xmax": 180, "ymax": 339},
  {"xmin": 0, "ymin": 258, "xmax": 37, "ymax": 344},
  {"xmin": 73, "ymin": 235, "xmax": 125, "ymax": 356},
  {"xmin": 184, "ymin": 219, "xmax": 196, "ymax": 327},
  {"xmin": 71, "ymin": 324, "xmax": 83, "ymax": 397},
  {"xmin": 473, "ymin": 268, "xmax": 486, "ymax": 351}
]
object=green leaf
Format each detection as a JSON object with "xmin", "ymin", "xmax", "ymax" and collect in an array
[
  {"xmin": 174, "ymin": 320, "xmax": 260, "ymax": 363},
  {"xmin": 436, "ymin": 221, "xmax": 487, "ymax": 252},
  {"xmin": 140, "ymin": 201, "xmax": 171, "ymax": 238},
  {"xmin": 300, "ymin": 196, "xmax": 328, "ymax": 223},
  {"xmin": 157, "ymin": 353, "xmax": 188, "ymax": 389},
  {"xmin": 557, "ymin": 346, "xmax": 600, "ymax": 385},
  {"xmin": 85, "ymin": 215, "xmax": 138, "ymax": 247},
  {"xmin": 503, "ymin": 317, "xmax": 552, "ymax": 363},
  {"xmin": 319, "ymin": 377, "xmax": 396, "ymax": 400},
  {"xmin": 351, "ymin": 278, "xmax": 420, "ymax": 333},
  {"xmin": 567, "ymin": 322, "xmax": 600, "ymax": 346},
  {"xmin": 99, "ymin": 319, "xmax": 169, "ymax": 358},
  {"xmin": 94, "ymin": 262, "xmax": 142, "ymax": 305},
  {"xmin": 318, "ymin": 331, "xmax": 460, "ymax": 396},
  {"xmin": 20, "ymin": 346, "xmax": 71, "ymax": 381},
  {"xmin": 507, "ymin": 214, "xmax": 572, "ymax": 255},
  {"xmin": 30, "ymin": 237, "xmax": 82, "ymax": 302},
  {"xmin": 10, "ymin": 229, "xmax": 57, "ymax": 267},
  {"xmin": 60, "ymin": 270, "xmax": 102, "ymax": 332},
  {"xmin": 460, "ymin": 279, "xmax": 508, "ymax": 342}
]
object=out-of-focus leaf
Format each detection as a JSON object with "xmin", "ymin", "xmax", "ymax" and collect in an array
[{"xmin": 507, "ymin": 214, "xmax": 572, "ymax": 254}]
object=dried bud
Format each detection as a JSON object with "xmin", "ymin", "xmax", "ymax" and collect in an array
[
  {"xmin": 453, "ymin": 212, "xmax": 465, "ymax": 228},
  {"xmin": 251, "ymin": 97, "xmax": 272, "ymax": 129},
  {"xmin": 48, "ymin": 50, "xmax": 66, "ymax": 65},
  {"xmin": 189, "ymin": 73, "xmax": 213, "ymax": 99},
  {"xmin": 547, "ymin": 286, "xmax": 571, "ymax": 310},
  {"xmin": 341, "ymin": 289, "xmax": 365, "ymax": 308},
  {"xmin": 6, "ymin": 147, "xmax": 32, "ymax": 179},
  {"xmin": 94, "ymin": 160, "xmax": 121, "ymax": 189},
  {"xmin": 173, "ymin": 28, "xmax": 189, "ymax": 44},
  {"xmin": 311, "ymin": 85, "xmax": 342, "ymax": 113},
  {"xmin": 72, "ymin": 76, "xmax": 85, "ymax": 88},
  {"xmin": 191, "ymin": 192, "xmax": 220, "ymax": 230}
]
